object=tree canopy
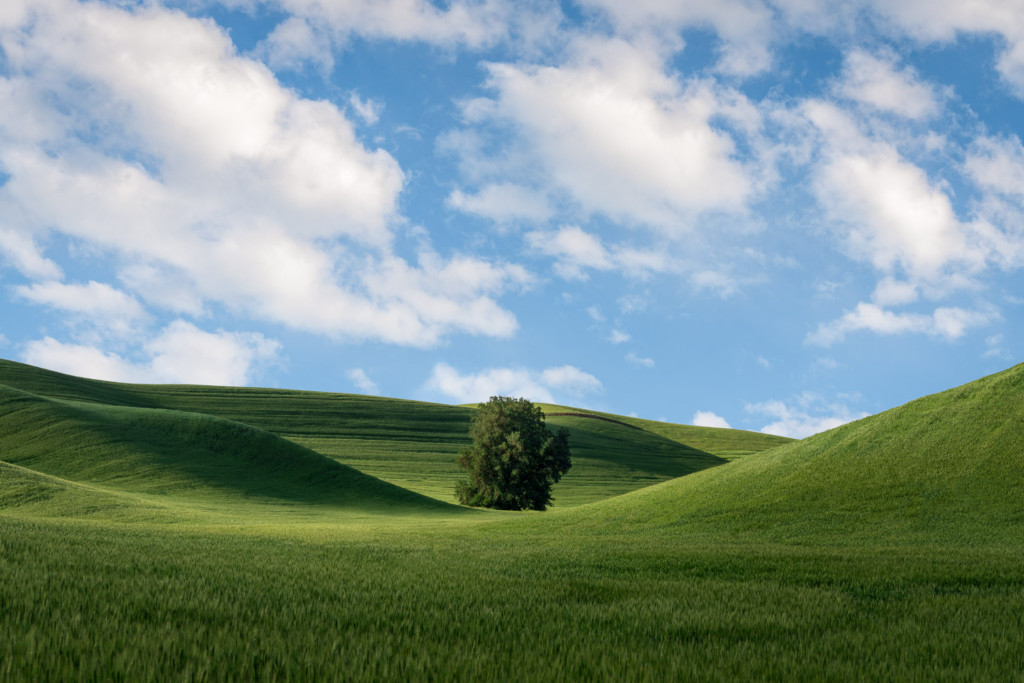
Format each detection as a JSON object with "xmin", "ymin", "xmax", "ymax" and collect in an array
[{"xmin": 455, "ymin": 396, "xmax": 571, "ymax": 511}]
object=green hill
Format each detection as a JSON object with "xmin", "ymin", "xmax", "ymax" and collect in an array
[
  {"xmin": 556, "ymin": 362, "xmax": 1024, "ymax": 545},
  {"xmin": 4, "ymin": 359, "xmax": 1024, "ymax": 680},
  {"xmin": 0, "ymin": 382, "xmax": 459, "ymax": 519},
  {"xmin": 538, "ymin": 404, "xmax": 792, "ymax": 459},
  {"xmin": 0, "ymin": 359, "xmax": 748, "ymax": 507}
]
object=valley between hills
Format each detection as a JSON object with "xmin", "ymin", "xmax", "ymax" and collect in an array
[{"xmin": 2, "ymin": 358, "xmax": 1023, "ymax": 680}]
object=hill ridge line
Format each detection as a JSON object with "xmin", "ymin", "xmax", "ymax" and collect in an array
[{"xmin": 544, "ymin": 412, "xmax": 645, "ymax": 431}]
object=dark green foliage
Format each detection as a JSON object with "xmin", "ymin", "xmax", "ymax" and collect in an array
[{"xmin": 455, "ymin": 396, "xmax": 571, "ymax": 510}]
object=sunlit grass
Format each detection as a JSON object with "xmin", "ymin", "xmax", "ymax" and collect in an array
[{"xmin": 2, "ymin": 359, "xmax": 1024, "ymax": 679}]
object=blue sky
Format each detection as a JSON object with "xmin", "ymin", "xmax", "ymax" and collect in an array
[{"xmin": 2, "ymin": 0, "xmax": 1023, "ymax": 438}]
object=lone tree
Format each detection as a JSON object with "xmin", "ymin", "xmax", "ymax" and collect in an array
[{"xmin": 455, "ymin": 396, "xmax": 571, "ymax": 511}]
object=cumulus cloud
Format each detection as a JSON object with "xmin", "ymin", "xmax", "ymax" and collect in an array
[
  {"xmin": 767, "ymin": 0, "xmax": 1024, "ymax": 97},
  {"xmin": 540, "ymin": 365, "xmax": 603, "ymax": 396},
  {"xmin": 426, "ymin": 362, "xmax": 602, "ymax": 404},
  {"xmin": 347, "ymin": 368, "xmax": 379, "ymax": 394},
  {"xmin": 526, "ymin": 226, "xmax": 669, "ymax": 280},
  {"xmin": 966, "ymin": 135, "xmax": 1024, "ymax": 200},
  {"xmin": 799, "ymin": 101, "xmax": 1024, "ymax": 330},
  {"xmin": 0, "ymin": 0, "xmax": 525, "ymax": 348},
  {"xmin": 807, "ymin": 302, "xmax": 997, "ymax": 346},
  {"xmin": 580, "ymin": 0, "xmax": 775, "ymax": 76},
  {"xmin": 836, "ymin": 49, "xmax": 940, "ymax": 119},
  {"xmin": 798, "ymin": 93, "xmax": 1024, "ymax": 346},
  {"xmin": 871, "ymin": 277, "xmax": 919, "ymax": 307},
  {"xmin": 22, "ymin": 320, "xmax": 281, "ymax": 386},
  {"xmin": 347, "ymin": 92, "xmax": 383, "ymax": 125},
  {"xmin": 15, "ymin": 280, "xmax": 148, "ymax": 338},
  {"xmin": 692, "ymin": 410, "xmax": 732, "ymax": 429},
  {"xmin": 813, "ymin": 140, "xmax": 983, "ymax": 285},
  {"xmin": 746, "ymin": 394, "xmax": 868, "ymax": 439},
  {"xmin": 0, "ymin": 229, "xmax": 62, "ymax": 280},
  {"xmin": 258, "ymin": 0, "xmax": 515, "ymax": 51},
  {"xmin": 609, "ymin": 329, "xmax": 630, "ymax": 344},
  {"xmin": 983, "ymin": 334, "xmax": 1012, "ymax": 361},
  {"xmin": 462, "ymin": 36, "xmax": 763, "ymax": 235},
  {"xmin": 258, "ymin": 16, "xmax": 334, "ymax": 73},
  {"xmin": 625, "ymin": 352, "xmax": 655, "ymax": 368},
  {"xmin": 448, "ymin": 183, "xmax": 553, "ymax": 223},
  {"xmin": 860, "ymin": 0, "xmax": 1024, "ymax": 97}
]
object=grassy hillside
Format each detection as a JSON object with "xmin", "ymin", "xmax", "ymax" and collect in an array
[
  {"xmin": 0, "ymin": 359, "xmax": 730, "ymax": 506},
  {"xmin": 554, "ymin": 362, "xmax": 1024, "ymax": 545},
  {"xmin": 0, "ymin": 382, "xmax": 458, "ymax": 518},
  {"xmin": 4, "ymin": 360, "xmax": 1024, "ymax": 679},
  {"xmin": 538, "ymin": 403, "xmax": 792, "ymax": 459}
]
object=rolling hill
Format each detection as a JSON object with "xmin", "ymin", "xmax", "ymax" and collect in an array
[
  {"xmin": 0, "ymin": 382, "xmax": 458, "ymax": 520},
  {"xmin": 554, "ymin": 361, "xmax": 1024, "ymax": 545},
  {"xmin": 4, "ymin": 359, "xmax": 1024, "ymax": 680},
  {"xmin": 538, "ymin": 403, "xmax": 792, "ymax": 460},
  {"xmin": 0, "ymin": 359, "xmax": 786, "ymax": 511}
]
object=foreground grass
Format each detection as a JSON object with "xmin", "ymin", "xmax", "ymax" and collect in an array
[
  {"xmin": 3, "ymin": 360, "xmax": 1024, "ymax": 679},
  {"xmin": 2, "ymin": 513, "xmax": 1023, "ymax": 681}
]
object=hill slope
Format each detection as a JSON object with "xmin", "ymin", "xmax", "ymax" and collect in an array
[
  {"xmin": 539, "ymin": 404, "xmax": 792, "ymax": 459},
  {"xmin": 555, "ymin": 362, "xmax": 1024, "ymax": 544},
  {"xmin": 0, "ymin": 359, "xmax": 744, "ymax": 506},
  {"xmin": 0, "ymin": 382, "xmax": 460, "ymax": 519}
]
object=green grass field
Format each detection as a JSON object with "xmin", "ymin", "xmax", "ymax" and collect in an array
[{"xmin": 2, "ymin": 358, "xmax": 1023, "ymax": 680}]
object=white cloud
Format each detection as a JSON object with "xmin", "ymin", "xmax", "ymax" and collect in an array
[
  {"xmin": 966, "ymin": 135, "xmax": 1024, "ymax": 200},
  {"xmin": 814, "ymin": 356, "xmax": 840, "ymax": 370},
  {"xmin": 540, "ymin": 365, "xmax": 603, "ymax": 395},
  {"xmin": 348, "ymin": 92, "xmax": 383, "ymax": 125},
  {"xmin": 860, "ymin": 0, "xmax": 1024, "ymax": 96},
  {"xmin": 800, "ymin": 100, "xmax": 1024, "ymax": 347},
  {"xmin": 693, "ymin": 410, "xmax": 732, "ymax": 429},
  {"xmin": 871, "ymin": 277, "xmax": 919, "ymax": 306},
  {"xmin": 22, "ymin": 320, "xmax": 281, "ymax": 386},
  {"xmin": 801, "ymin": 102, "xmax": 1024, "ymax": 309},
  {"xmin": 526, "ymin": 226, "xmax": 611, "ymax": 280},
  {"xmin": 0, "ymin": 0, "xmax": 525, "ymax": 348},
  {"xmin": 808, "ymin": 302, "xmax": 996, "ymax": 346},
  {"xmin": 347, "ymin": 368, "xmax": 379, "ymax": 394},
  {"xmin": 16, "ymin": 280, "xmax": 147, "ymax": 338},
  {"xmin": 258, "ymin": 0, "xmax": 515, "ymax": 51},
  {"xmin": 426, "ymin": 362, "xmax": 602, "ymax": 404},
  {"xmin": 837, "ymin": 49, "xmax": 940, "ymax": 119},
  {"xmin": 814, "ymin": 142, "xmax": 982, "ymax": 285},
  {"xmin": 690, "ymin": 269, "xmax": 741, "ymax": 298},
  {"xmin": 626, "ymin": 352, "xmax": 655, "ymax": 368},
  {"xmin": 257, "ymin": 16, "xmax": 334, "ymax": 73},
  {"xmin": 746, "ymin": 394, "xmax": 868, "ymax": 439},
  {"xmin": 767, "ymin": 0, "xmax": 1024, "ymax": 97},
  {"xmin": 0, "ymin": 229, "xmax": 62, "ymax": 280},
  {"xmin": 526, "ymin": 225, "xmax": 670, "ymax": 280},
  {"xmin": 467, "ymin": 36, "xmax": 761, "ymax": 234},
  {"xmin": 618, "ymin": 295, "xmax": 648, "ymax": 314},
  {"xmin": 580, "ymin": 0, "xmax": 775, "ymax": 76},
  {"xmin": 609, "ymin": 329, "xmax": 630, "ymax": 344},
  {"xmin": 16, "ymin": 279, "xmax": 144, "ymax": 317},
  {"xmin": 983, "ymin": 334, "xmax": 1012, "ymax": 361},
  {"xmin": 12, "ymin": 2, "xmax": 403, "ymax": 241},
  {"xmin": 448, "ymin": 183, "xmax": 552, "ymax": 223}
]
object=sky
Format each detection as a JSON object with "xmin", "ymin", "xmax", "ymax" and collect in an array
[{"xmin": 1, "ymin": 0, "xmax": 1023, "ymax": 438}]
